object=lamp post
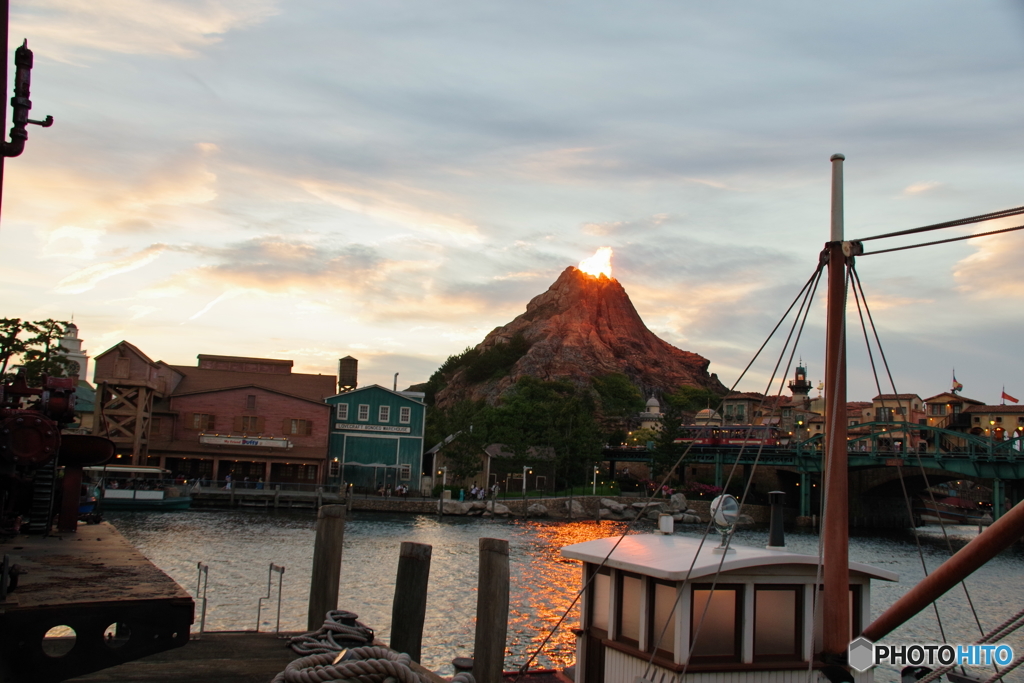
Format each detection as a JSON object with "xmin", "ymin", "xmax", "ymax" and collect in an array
[
  {"xmin": 437, "ymin": 466, "xmax": 447, "ymax": 516},
  {"xmin": 592, "ymin": 465, "xmax": 599, "ymax": 495},
  {"xmin": 522, "ymin": 465, "xmax": 532, "ymax": 516}
]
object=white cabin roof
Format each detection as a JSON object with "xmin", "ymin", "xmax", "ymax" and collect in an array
[{"xmin": 561, "ymin": 534, "xmax": 899, "ymax": 582}]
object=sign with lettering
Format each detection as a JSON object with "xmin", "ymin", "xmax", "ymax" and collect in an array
[
  {"xmin": 885, "ymin": 458, "xmax": 904, "ymax": 467},
  {"xmin": 199, "ymin": 434, "xmax": 291, "ymax": 448},
  {"xmin": 335, "ymin": 423, "xmax": 412, "ymax": 434}
]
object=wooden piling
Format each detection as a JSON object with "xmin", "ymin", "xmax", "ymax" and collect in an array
[
  {"xmin": 472, "ymin": 538, "xmax": 509, "ymax": 683},
  {"xmin": 306, "ymin": 504, "xmax": 346, "ymax": 630},
  {"xmin": 390, "ymin": 541, "xmax": 432, "ymax": 662}
]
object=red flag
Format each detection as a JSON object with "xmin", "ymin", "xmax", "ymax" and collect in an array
[{"xmin": 1002, "ymin": 391, "xmax": 1019, "ymax": 404}]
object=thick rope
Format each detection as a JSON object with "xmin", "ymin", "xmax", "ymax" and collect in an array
[
  {"xmin": 273, "ymin": 611, "xmax": 476, "ymax": 683},
  {"xmin": 288, "ymin": 610, "xmax": 375, "ymax": 655}
]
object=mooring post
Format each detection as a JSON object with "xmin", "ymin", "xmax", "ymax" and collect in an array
[
  {"xmin": 390, "ymin": 541, "xmax": 432, "ymax": 661},
  {"xmin": 473, "ymin": 537, "xmax": 509, "ymax": 683},
  {"xmin": 307, "ymin": 504, "xmax": 346, "ymax": 630}
]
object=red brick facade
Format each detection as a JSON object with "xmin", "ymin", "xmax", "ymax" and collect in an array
[{"xmin": 93, "ymin": 342, "xmax": 336, "ymax": 486}]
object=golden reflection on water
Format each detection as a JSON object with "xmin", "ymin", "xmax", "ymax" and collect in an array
[{"xmin": 506, "ymin": 519, "xmax": 637, "ymax": 668}]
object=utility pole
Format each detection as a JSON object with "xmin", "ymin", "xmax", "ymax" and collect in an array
[{"xmin": 0, "ymin": 0, "xmax": 54, "ymax": 231}]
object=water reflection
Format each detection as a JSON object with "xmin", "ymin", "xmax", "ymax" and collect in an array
[{"xmin": 107, "ymin": 511, "xmax": 1024, "ymax": 682}]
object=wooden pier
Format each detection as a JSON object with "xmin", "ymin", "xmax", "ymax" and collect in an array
[{"xmin": 0, "ymin": 523, "xmax": 193, "ymax": 683}]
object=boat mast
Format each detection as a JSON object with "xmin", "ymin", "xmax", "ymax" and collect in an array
[{"xmin": 822, "ymin": 153, "xmax": 850, "ymax": 662}]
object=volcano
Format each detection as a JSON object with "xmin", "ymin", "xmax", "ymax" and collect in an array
[{"xmin": 432, "ymin": 266, "xmax": 725, "ymax": 407}]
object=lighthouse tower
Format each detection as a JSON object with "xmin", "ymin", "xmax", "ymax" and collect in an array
[{"xmin": 59, "ymin": 323, "xmax": 89, "ymax": 380}]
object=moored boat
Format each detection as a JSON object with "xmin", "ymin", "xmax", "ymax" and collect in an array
[{"xmin": 83, "ymin": 465, "xmax": 192, "ymax": 511}]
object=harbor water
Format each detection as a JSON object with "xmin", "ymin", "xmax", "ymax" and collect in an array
[{"xmin": 106, "ymin": 509, "xmax": 1024, "ymax": 681}]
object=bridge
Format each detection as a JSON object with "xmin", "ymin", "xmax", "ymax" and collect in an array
[{"xmin": 603, "ymin": 421, "xmax": 1024, "ymax": 521}]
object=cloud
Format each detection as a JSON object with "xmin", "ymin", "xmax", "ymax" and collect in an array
[
  {"xmin": 54, "ymin": 244, "xmax": 169, "ymax": 294},
  {"xmin": 8, "ymin": 143, "xmax": 219, "ymax": 243},
  {"xmin": 12, "ymin": 0, "xmax": 279, "ymax": 59},
  {"xmin": 953, "ymin": 227, "xmax": 1024, "ymax": 298},
  {"xmin": 903, "ymin": 181, "xmax": 942, "ymax": 195},
  {"xmin": 298, "ymin": 178, "xmax": 480, "ymax": 238}
]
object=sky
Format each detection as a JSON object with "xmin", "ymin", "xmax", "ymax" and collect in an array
[{"xmin": 1, "ymin": 1, "xmax": 1023, "ymax": 403}]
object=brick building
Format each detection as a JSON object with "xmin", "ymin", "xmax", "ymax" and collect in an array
[{"xmin": 93, "ymin": 344, "xmax": 335, "ymax": 485}]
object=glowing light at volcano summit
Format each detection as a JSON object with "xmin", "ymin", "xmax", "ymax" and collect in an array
[{"xmin": 578, "ymin": 247, "xmax": 613, "ymax": 278}]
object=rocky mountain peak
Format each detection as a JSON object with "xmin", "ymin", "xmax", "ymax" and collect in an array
[{"xmin": 433, "ymin": 266, "xmax": 724, "ymax": 407}]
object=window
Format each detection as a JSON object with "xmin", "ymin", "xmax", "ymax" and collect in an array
[
  {"xmin": 649, "ymin": 580, "xmax": 677, "ymax": 657},
  {"xmin": 399, "ymin": 406, "xmax": 411, "ymax": 424},
  {"xmin": 399, "ymin": 464, "xmax": 411, "ymax": 480},
  {"xmin": 876, "ymin": 407, "xmax": 895, "ymax": 422},
  {"xmin": 535, "ymin": 475, "xmax": 547, "ymax": 488},
  {"xmin": 306, "ymin": 465, "xmax": 317, "ymax": 480},
  {"xmin": 241, "ymin": 416, "xmax": 259, "ymax": 432},
  {"xmin": 930, "ymin": 404, "xmax": 947, "ymax": 416},
  {"xmin": 754, "ymin": 585, "xmax": 802, "ymax": 661},
  {"xmin": 192, "ymin": 413, "xmax": 215, "ymax": 430},
  {"xmin": 358, "ymin": 404, "xmax": 369, "ymax": 421},
  {"xmin": 379, "ymin": 405, "xmax": 390, "ymax": 422},
  {"xmin": 616, "ymin": 572, "xmax": 642, "ymax": 646},
  {"xmin": 285, "ymin": 419, "xmax": 312, "ymax": 435},
  {"xmin": 328, "ymin": 459, "xmax": 340, "ymax": 477},
  {"xmin": 336, "ymin": 403, "xmax": 349, "ymax": 420},
  {"xmin": 849, "ymin": 420, "xmax": 858, "ymax": 427},
  {"xmin": 974, "ymin": 417, "xmax": 981, "ymax": 424},
  {"xmin": 690, "ymin": 584, "xmax": 742, "ymax": 662},
  {"xmin": 246, "ymin": 394, "xmax": 256, "ymax": 410},
  {"xmin": 589, "ymin": 566, "xmax": 611, "ymax": 634}
]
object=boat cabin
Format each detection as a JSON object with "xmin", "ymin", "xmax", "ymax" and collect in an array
[
  {"xmin": 561, "ymin": 534, "xmax": 897, "ymax": 683},
  {"xmin": 82, "ymin": 465, "xmax": 191, "ymax": 510}
]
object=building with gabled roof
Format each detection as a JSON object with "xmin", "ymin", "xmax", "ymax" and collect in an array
[
  {"xmin": 93, "ymin": 343, "xmax": 337, "ymax": 485},
  {"xmin": 326, "ymin": 384, "xmax": 427, "ymax": 492}
]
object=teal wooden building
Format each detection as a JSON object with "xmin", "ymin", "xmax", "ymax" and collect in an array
[{"xmin": 325, "ymin": 385, "xmax": 426, "ymax": 492}]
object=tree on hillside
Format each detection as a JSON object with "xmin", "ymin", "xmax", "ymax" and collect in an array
[{"xmin": 487, "ymin": 376, "xmax": 604, "ymax": 487}]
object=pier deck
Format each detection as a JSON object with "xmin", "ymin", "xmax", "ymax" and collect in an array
[
  {"xmin": 0, "ymin": 522, "xmax": 193, "ymax": 683},
  {"xmin": 64, "ymin": 631, "xmax": 447, "ymax": 683}
]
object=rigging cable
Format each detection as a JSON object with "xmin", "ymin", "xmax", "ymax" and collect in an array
[
  {"xmin": 859, "ymin": 223, "xmax": 1024, "ymax": 256},
  {"xmin": 512, "ymin": 260, "xmax": 829, "ymax": 680},
  {"xmin": 644, "ymin": 256, "xmax": 826, "ymax": 681},
  {"xmin": 849, "ymin": 263, "xmax": 996, "ymax": 680},
  {"xmin": 848, "ymin": 264, "xmax": 953, "ymax": 651},
  {"xmin": 852, "ymin": 205, "xmax": 1024, "ymax": 243}
]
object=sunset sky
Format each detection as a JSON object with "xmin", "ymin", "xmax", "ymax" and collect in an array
[{"xmin": 2, "ymin": 1, "xmax": 1023, "ymax": 403}]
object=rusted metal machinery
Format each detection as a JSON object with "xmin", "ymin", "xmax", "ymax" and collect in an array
[{"xmin": 0, "ymin": 372, "xmax": 195, "ymax": 682}]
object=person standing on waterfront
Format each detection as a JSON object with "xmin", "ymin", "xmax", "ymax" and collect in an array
[{"xmin": 224, "ymin": 473, "xmax": 232, "ymax": 490}]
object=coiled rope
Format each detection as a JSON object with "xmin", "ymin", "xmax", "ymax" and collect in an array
[
  {"xmin": 289, "ymin": 610, "xmax": 375, "ymax": 655},
  {"xmin": 272, "ymin": 611, "xmax": 475, "ymax": 683}
]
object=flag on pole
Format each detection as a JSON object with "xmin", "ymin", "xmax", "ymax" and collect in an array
[
  {"xmin": 1002, "ymin": 389, "xmax": 1019, "ymax": 404},
  {"xmin": 952, "ymin": 374, "xmax": 963, "ymax": 393}
]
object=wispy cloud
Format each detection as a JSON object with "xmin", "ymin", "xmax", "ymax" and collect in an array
[
  {"xmin": 12, "ymin": 0, "xmax": 279, "ymax": 59},
  {"xmin": 54, "ymin": 244, "xmax": 169, "ymax": 294},
  {"xmin": 298, "ymin": 179, "xmax": 480, "ymax": 238},
  {"xmin": 903, "ymin": 181, "xmax": 942, "ymax": 195}
]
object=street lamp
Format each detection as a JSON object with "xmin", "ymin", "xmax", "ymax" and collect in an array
[
  {"xmin": 437, "ymin": 466, "xmax": 447, "ymax": 516},
  {"xmin": 592, "ymin": 465, "xmax": 599, "ymax": 495}
]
